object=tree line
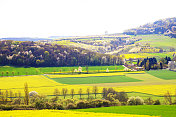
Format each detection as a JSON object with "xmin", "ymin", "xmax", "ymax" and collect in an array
[{"xmin": 0, "ymin": 40, "xmax": 123, "ymax": 67}]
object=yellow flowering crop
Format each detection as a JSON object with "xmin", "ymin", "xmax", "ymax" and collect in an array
[
  {"xmin": 0, "ymin": 75, "xmax": 63, "ymax": 89},
  {"xmin": 113, "ymin": 84, "xmax": 176, "ymax": 96},
  {"xmin": 0, "ymin": 110, "xmax": 159, "ymax": 117}
]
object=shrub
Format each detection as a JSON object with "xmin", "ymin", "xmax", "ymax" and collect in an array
[
  {"xmin": 61, "ymin": 99, "xmax": 76, "ymax": 106},
  {"xmin": 106, "ymin": 93, "xmax": 116, "ymax": 102},
  {"xmin": 127, "ymin": 96, "xmax": 144, "ymax": 105},
  {"xmin": 13, "ymin": 105, "xmax": 35, "ymax": 110},
  {"xmin": 66, "ymin": 103, "xmax": 76, "ymax": 109},
  {"xmin": 89, "ymin": 99, "xmax": 103, "ymax": 108},
  {"xmin": 76, "ymin": 100, "xmax": 89, "ymax": 109},
  {"xmin": 144, "ymin": 97, "xmax": 154, "ymax": 105},
  {"xmin": 127, "ymin": 96, "xmax": 136, "ymax": 105},
  {"xmin": 153, "ymin": 100, "xmax": 161, "ymax": 105},
  {"xmin": 52, "ymin": 103, "xmax": 64, "ymax": 110},
  {"xmin": 0, "ymin": 105, "xmax": 14, "ymax": 110},
  {"xmin": 111, "ymin": 99, "xmax": 121, "ymax": 106},
  {"xmin": 102, "ymin": 100, "xmax": 111, "ymax": 107},
  {"xmin": 135, "ymin": 96, "xmax": 144, "ymax": 105},
  {"xmin": 45, "ymin": 102, "xmax": 52, "ymax": 109},
  {"xmin": 11, "ymin": 98, "xmax": 21, "ymax": 105},
  {"xmin": 34, "ymin": 100, "xmax": 46, "ymax": 109},
  {"xmin": 50, "ymin": 96, "xmax": 58, "ymax": 103}
]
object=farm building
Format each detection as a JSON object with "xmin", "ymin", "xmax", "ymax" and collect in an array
[{"xmin": 168, "ymin": 61, "xmax": 176, "ymax": 71}]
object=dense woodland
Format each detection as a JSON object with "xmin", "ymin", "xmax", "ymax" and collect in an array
[
  {"xmin": 123, "ymin": 17, "xmax": 176, "ymax": 38},
  {"xmin": 0, "ymin": 40, "xmax": 123, "ymax": 67}
]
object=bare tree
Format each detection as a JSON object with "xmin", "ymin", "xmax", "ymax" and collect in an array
[
  {"xmin": 78, "ymin": 88, "xmax": 83, "ymax": 99},
  {"xmin": 54, "ymin": 88, "xmax": 60, "ymax": 98},
  {"xmin": 93, "ymin": 86, "xmax": 98, "ymax": 99},
  {"xmin": 9, "ymin": 90, "xmax": 13, "ymax": 101},
  {"xmin": 62, "ymin": 88, "xmax": 68, "ymax": 99},
  {"xmin": 5, "ymin": 90, "xmax": 8, "ymax": 102},
  {"xmin": 70, "ymin": 89, "xmax": 75, "ymax": 99},
  {"xmin": 24, "ymin": 82, "xmax": 29, "ymax": 105}
]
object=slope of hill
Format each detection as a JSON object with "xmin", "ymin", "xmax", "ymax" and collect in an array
[
  {"xmin": 0, "ymin": 40, "xmax": 123, "ymax": 67},
  {"xmin": 123, "ymin": 17, "xmax": 176, "ymax": 38}
]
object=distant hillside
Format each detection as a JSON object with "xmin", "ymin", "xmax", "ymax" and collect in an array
[
  {"xmin": 0, "ymin": 40, "xmax": 123, "ymax": 67},
  {"xmin": 123, "ymin": 17, "xmax": 176, "ymax": 38}
]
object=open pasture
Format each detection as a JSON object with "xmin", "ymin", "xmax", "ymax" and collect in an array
[
  {"xmin": 51, "ymin": 75, "xmax": 142, "ymax": 84},
  {"xmin": 134, "ymin": 34, "xmax": 176, "ymax": 49},
  {"xmin": 75, "ymin": 105, "xmax": 176, "ymax": 117},
  {"xmin": 146, "ymin": 70, "xmax": 176, "ymax": 80},
  {"xmin": 0, "ymin": 66, "xmax": 42, "ymax": 76},
  {"xmin": 0, "ymin": 65, "xmax": 124, "ymax": 77}
]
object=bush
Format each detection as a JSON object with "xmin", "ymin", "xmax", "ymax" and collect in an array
[
  {"xmin": 61, "ymin": 99, "xmax": 75, "ymax": 106},
  {"xmin": 102, "ymin": 100, "xmax": 111, "ymax": 107},
  {"xmin": 45, "ymin": 102, "xmax": 52, "ymax": 109},
  {"xmin": 144, "ymin": 97, "xmax": 154, "ymax": 105},
  {"xmin": 13, "ymin": 105, "xmax": 34, "ymax": 110},
  {"xmin": 11, "ymin": 98, "xmax": 21, "ymax": 105},
  {"xmin": 110, "ymin": 99, "xmax": 121, "ymax": 106},
  {"xmin": 34, "ymin": 100, "xmax": 46, "ymax": 109},
  {"xmin": 127, "ymin": 96, "xmax": 144, "ymax": 105},
  {"xmin": 52, "ymin": 103, "xmax": 64, "ymax": 110},
  {"xmin": 127, "ymin": 96, "xmax": 136, "ymax": 105},
  {"xmin": 153, "ymin": 100, "xmax": 161, "ymax": 105},
  {"xmin": 66, "ymin": 103, "xmax": 76, "ymax": 109},
  {"xmin": 106, "ymin": 93, "xmax": 116, "ymax": 102},
  {"xmin": 0, "ymin": 105, "xmax": 14, "ymax": 110},
  {"xmin": 89, "ymin": 99, "xmax": 103, "ymax": 108},
  {"xmin": 76, "ymin": 100, "xmax": 89, "ymax": 109},
  {"xmin": 135, "ymin": 96, "xmax": 144, "ymax": 105}
]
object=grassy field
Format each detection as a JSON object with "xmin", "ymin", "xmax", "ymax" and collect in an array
[
  {"xmin": 75, "ymin": 105, "xmax": 176, "ymax": 117},
  {"xmin": 134, "ymin": 34, "xmax": 176, "ymax": 50},
  {"xmin": 0, "ymin": 65, "xmax": 124, "ymax": 76},
  {"xmin": 0, "ymin": 66, "xmax": 42, "ymax": 76},
  {"xmin": 146, "ymin": 70, "xmax": 176, "ymax": 80},
  {"xmin": 0, "ymin": 110, "xmax": 156, "ymax": 117},
  {"xmin": 0, "ymin": 68, "xmax": 175, "ymax": 102},
  {"xmin": 50, "ymin": 75, "xmax": 142, "ymax": 84}
]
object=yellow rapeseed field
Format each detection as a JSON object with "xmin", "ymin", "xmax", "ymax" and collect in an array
[
  {"xmin": 113, "ymin": 84, "xmax": 176, "ymax": 96},
  {"xmin": 0, "ymin": 110, "xmax": 159, "ymax": 117},
  {"xmin": 121, "ymin": 54, "xmax": 146, "ymax": 59},
  {"xmin": 0, "ymin": 73, "xmax": 175, "ymax": 96},
  {"xmin": 0, "ymin": 75, "xmax": 64, "ymax": 89}
]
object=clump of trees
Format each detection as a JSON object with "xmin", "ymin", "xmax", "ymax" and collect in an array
[
  {"xmin": 123, "ymin": 17, "xmax": 176, "ymax": 38},
  {"xmin": 137, "ymin": 56, "xmax": 172, "ymax": 71},
  {"xmin": 0, "ymin": 40, "xmax": 124, "ymax": 67}
]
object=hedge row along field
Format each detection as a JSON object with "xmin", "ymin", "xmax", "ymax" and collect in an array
[{"xmin": 0, "ymin": 110, "xmax": 158, "ymax": 117}]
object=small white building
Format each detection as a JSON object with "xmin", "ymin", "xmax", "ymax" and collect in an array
[{"xmin": 168, "ymin": 61, "xmax": 176, "ymax": 71}]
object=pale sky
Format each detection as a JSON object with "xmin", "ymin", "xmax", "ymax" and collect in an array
[{"xmin": 0, "ymin": 0, "xmax": 175, "ymax": 38}]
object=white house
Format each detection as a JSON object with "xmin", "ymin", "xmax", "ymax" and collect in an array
[{"xmin": 168, "ymin": 61, "xmax": 176, "ymax": 71}]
